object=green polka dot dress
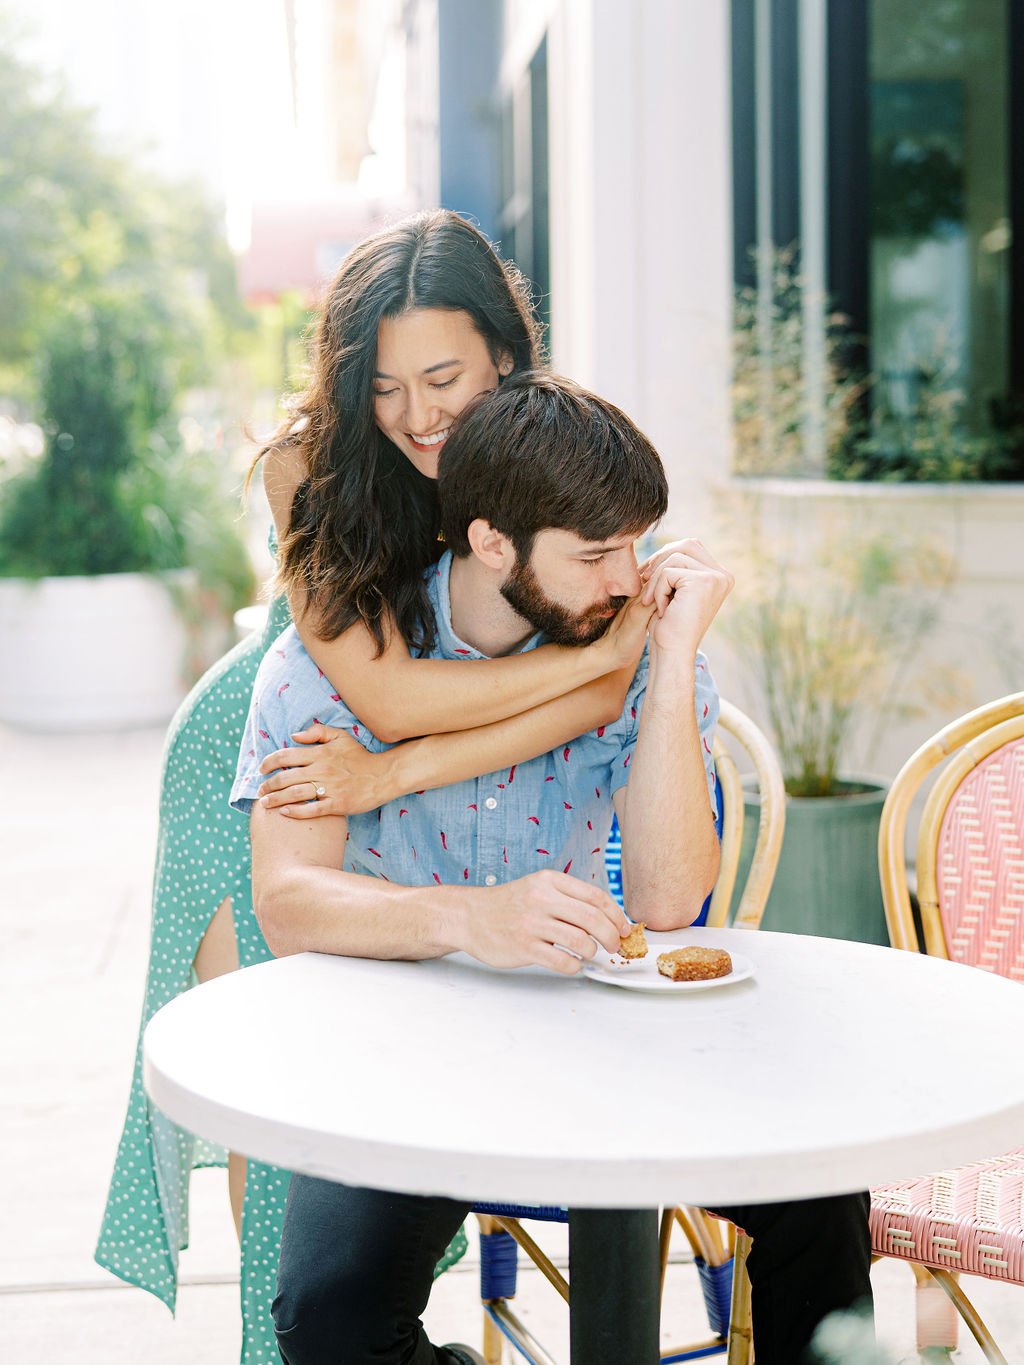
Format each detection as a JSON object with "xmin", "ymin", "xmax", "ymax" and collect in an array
[{"xmin": 95, "ymin": 574, "xmax": 466, "ymax": 1363}]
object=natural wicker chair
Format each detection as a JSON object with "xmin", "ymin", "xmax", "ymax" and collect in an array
[
  {"xmin": 870, "ymin": 691, "xmax": 1024, "ymax": 1364},
  {"xmin": 472, "ymin": 697, "xmax": 787, "ymax": 1364}
]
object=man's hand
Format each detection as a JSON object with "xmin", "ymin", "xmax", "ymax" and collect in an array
[
  {"xmin": 463, "ymin": 871, "xmax": 630, "ymax": 976},
  {"xmin": 639, "ymin": 539, "xmax": 733, "ymax": 655}
]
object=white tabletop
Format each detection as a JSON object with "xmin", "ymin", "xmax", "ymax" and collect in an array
[{"xmin": 143, "ymin": 927, "xmax": 1024, "ymax": 1208}]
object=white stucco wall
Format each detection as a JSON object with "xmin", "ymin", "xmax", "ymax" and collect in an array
[
  {"xmin": 545, "ymin": 0, "xmax": 734, "ymax": 535},
  {"xmin": 506, "ymin": 1, "xmax": 1023, "ymax": 783}
]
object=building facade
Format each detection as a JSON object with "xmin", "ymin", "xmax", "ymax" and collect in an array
[{"xmin": 406, "ymin": 0, "xmax": 1024, "ymax": 771}]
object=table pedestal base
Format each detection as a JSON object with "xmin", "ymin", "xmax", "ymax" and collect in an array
[{"xmin": 569, "ymin": 1208, "xmax": 661, "ymax": 1364}]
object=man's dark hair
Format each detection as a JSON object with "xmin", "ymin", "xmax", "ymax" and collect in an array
[{"xmin": 438, "ymin": 372, "xmax": 668, "ymax": 558}]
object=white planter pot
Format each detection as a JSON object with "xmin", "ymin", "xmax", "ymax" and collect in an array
[
  {"xmin": 233, "ymin": 603, "xmax": 270, "ymax": 641},
  {"xmin": 0, "ymin": 570, "xmax": 196, "ymax": 731}
]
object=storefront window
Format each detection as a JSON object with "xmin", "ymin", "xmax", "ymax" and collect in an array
[
  {"xmin": 499, "ymin": 37, "xmax": 550, "ymax": 329},
  {"xmin": 869, "ymin": 0, "xmax": 1010, "ymax": 439},
  {"xmin": 731, "ymin": 0, "xmax": 1021, "ymax": 478}
]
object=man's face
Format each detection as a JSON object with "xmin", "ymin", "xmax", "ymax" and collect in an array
[{"xmin": 500, "ymin": 528, "xmax": 645, "ymax": 645}]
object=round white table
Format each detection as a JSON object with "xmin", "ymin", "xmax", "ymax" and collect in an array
[{"xmin": 144, "ymin": 926, "xmax": 1024, "ymax": 1362}]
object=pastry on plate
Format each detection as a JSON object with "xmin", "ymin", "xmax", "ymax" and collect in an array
[
  {"xmin": 618, "ymin": 922, "xmax": 648, "ymax": 959},
  {"xmin": 656, "ymin": 946, "xmax": 733, "ymax": 982}
]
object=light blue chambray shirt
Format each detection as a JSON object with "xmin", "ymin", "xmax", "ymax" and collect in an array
[{"xmin": 230, "ymin": 553, "xmax": 719, "ymax": 894}]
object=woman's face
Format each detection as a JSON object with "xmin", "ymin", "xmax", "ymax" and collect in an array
[{"xmin": 373, "ymin": 308, "xmax": 512, "ymax": 477}]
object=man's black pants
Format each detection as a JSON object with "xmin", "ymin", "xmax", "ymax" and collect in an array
[{"xmin": 273, "ymin": 1176, "xmax": 873, "ymax": 1364}]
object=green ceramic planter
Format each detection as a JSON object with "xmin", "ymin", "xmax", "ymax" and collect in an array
[{"xmin": 738, "ymin": 778, "xmax": 890, "ymax": 945}]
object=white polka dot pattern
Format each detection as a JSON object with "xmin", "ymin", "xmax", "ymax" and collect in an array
[{"xmin": 92, "ymin": 586, "xmax": 466, "ymax": 1361}]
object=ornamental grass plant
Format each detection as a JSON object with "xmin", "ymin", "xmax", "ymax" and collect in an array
[
  {"xmin": 719, "ymin": 495, "xmax": 956, "ymax": 798},
  {"xmin": 724, "ymin": 247, "xmax": 963, "ymax": 798}
]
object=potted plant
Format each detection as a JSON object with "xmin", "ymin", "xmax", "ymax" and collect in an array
[
  {"xmin": 720, "ymin": 493, "xmax": 954, "ymax": 943},
  {"xmin": 0, "ymin": 293, "xmax": 253, "ymax": 731},
  {"xmin": 722, "ymin": 250, "xmax": 957, "ymax": 943}
]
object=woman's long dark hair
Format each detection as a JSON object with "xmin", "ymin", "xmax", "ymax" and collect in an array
[{"xmin": 257, "ymin": 210, "xmax": 544, "ymax": 654}]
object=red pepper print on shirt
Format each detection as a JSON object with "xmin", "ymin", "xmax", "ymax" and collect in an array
[{"xmin": 230, "ymin": 552, "xmax": 720, "ymax": 893}]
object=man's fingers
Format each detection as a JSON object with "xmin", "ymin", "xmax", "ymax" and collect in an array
[
  {"xmin": 639, "ymin": 538, "xmax": 710, "ymax": 579},
  {"xmin": 646, "ymin": 563, "xmax": 720, "ymax": 614},
  {"xmin": 638, "ymin": 545, "xmax": 678, "ymax": 579},
  {"xmin": 534, "ymin": 943, "xmax": 584, "ymax": 976},
  {"xmin": 547, "ymin": 870, "xmax": 622, "ymax": 917},
  {"xmin": 548, "ymin": 881, "xmax": 628, "ymax": 952},
  {"xmin": 653, "ymin": 566, "xmax": 686, "ymax": 614},
  {"xmin": 682, "ymin": 540, "xmax": 729, "ymax": 573},
  {"xmin": 581, "ymin": 917, "xmax": 626, "ymax": 955},
  {"xmin": 545, "ymin": 922, "xmax": 599, "ymax": 960},
  {"xmin": 658, "ymin": 567, "xmax": 705, "ymax": 615},
  {"xmin": 665, "ymin": 539, "xmax": 718, "ymax": 570},
  {"xmin": 641, "ymin": 554, "xmax": 712, "ymax": 604}
]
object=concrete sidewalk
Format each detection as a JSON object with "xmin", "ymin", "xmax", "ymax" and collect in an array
[{"xmin": 2, "ymin": 721, "xmax": 1023, "ymax": 1363}]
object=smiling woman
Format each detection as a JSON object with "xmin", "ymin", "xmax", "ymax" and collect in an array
[
  {"xmin": 272, "ymin": 212, "xmax": 539, "ymax": 655},
  {"xmin": 372, "ymin": 309, "xmax": 514, "ymax": 477},
  {"xmin": 95, "ymin": 209, "xmax": 662, "ymax": 1365}
]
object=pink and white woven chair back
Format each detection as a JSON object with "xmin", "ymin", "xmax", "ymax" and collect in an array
[
  {"xmin": 872, "ymin": 702, "xmax": 1024, "ymax": 1360},
  {"xmin": 872, "ymin": 1150, "xmax": 1024, "ymax": 1289},
  {"xmin": 935, "ymin": 737, "xmax": 1024, "ymax": 981}
]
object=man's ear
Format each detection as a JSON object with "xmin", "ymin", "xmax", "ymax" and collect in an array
[
  {"xmin": 467, "ymin": 519, "xmax": 516, "ymax": 571},
  {"xmin": 497, "ymin": 349, "xmax": 514, "ymax": 378}
]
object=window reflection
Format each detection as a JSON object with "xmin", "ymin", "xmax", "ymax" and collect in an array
[{"xmin": 869, "ymin": 0, "xmax": 1010, "ymax": 435}]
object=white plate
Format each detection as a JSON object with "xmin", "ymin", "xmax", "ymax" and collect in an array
[{"xmin": 582, "ymin": 945, "xmax": 755, "ymax": 993}]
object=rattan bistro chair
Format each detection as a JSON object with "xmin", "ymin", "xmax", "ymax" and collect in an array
[
  {"xmin": 472, "ymin": 698, "xmax": 787, "ymax": 1365},
  {"xmin": 871, "ymin": 692, "xmax": 1024, "ymax": 1364}
]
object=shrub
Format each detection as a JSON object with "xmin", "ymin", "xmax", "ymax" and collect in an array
[{"xmin": 0, "ymin": 293, "xmax": 253, "ymax": 617}]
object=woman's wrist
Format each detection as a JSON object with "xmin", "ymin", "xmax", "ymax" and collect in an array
[
  {"xmin": 532, "ymin": 638, "xmax": 608, "ymax": 688},
  {"xmin": 574, "ymin": 632, "xmax": 625, "ymax": 684},
  {"xmin": 377, "ymin": 739, "xmax": 424, "ymax": 804}
]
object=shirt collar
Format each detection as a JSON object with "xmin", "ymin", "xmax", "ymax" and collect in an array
[{"xmin": 429, "ymin": 551, "xmax": 545, "ymax": 661}]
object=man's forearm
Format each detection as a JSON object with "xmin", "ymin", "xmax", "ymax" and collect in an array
[
  {"xmin": 619, "ymin": 651, "xmax": 720, "ymax": 929},
  {"xmin": 256, "ymin": 864, "xmax": 478, "ymax": 961}
]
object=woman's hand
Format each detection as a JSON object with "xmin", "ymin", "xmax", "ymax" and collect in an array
[
  {"xmin": 593, "ymin": 594, "xmax": 657, "ymax": 671},
  {"xmin": 257, "ymin": 725, "xmax": 394, "ymax": 818}
]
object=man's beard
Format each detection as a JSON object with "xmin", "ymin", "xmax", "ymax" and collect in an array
[{"xmin": 500, "ymin": 554, "xmax": 627, "ymax": 646}]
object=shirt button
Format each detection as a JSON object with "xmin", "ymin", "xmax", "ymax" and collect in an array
[
  {"xmin": 484, "ymin": 874, "xmax": 497, "ymax": 886},
  {"xmin": 484, "ymin": 797, "xmax": 498, "ymax": 810}
]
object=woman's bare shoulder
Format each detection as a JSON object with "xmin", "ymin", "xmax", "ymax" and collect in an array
[{"xmin": 261, "ymin": 434, "xmax": 307, "ymax": 535}]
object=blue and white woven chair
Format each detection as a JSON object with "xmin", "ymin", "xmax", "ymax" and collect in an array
[{"xmin": 471, "ymin": 698, "xmax": 787, "ymax": 1365}]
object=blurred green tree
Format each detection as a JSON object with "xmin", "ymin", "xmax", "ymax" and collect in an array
[
  {"xmin": 0, "ymin": 26, "xmax": 249, "ymax": 387},
  {"xmin": 0, "ymin": 26, "xmax": 254, "ymax": 614}
]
